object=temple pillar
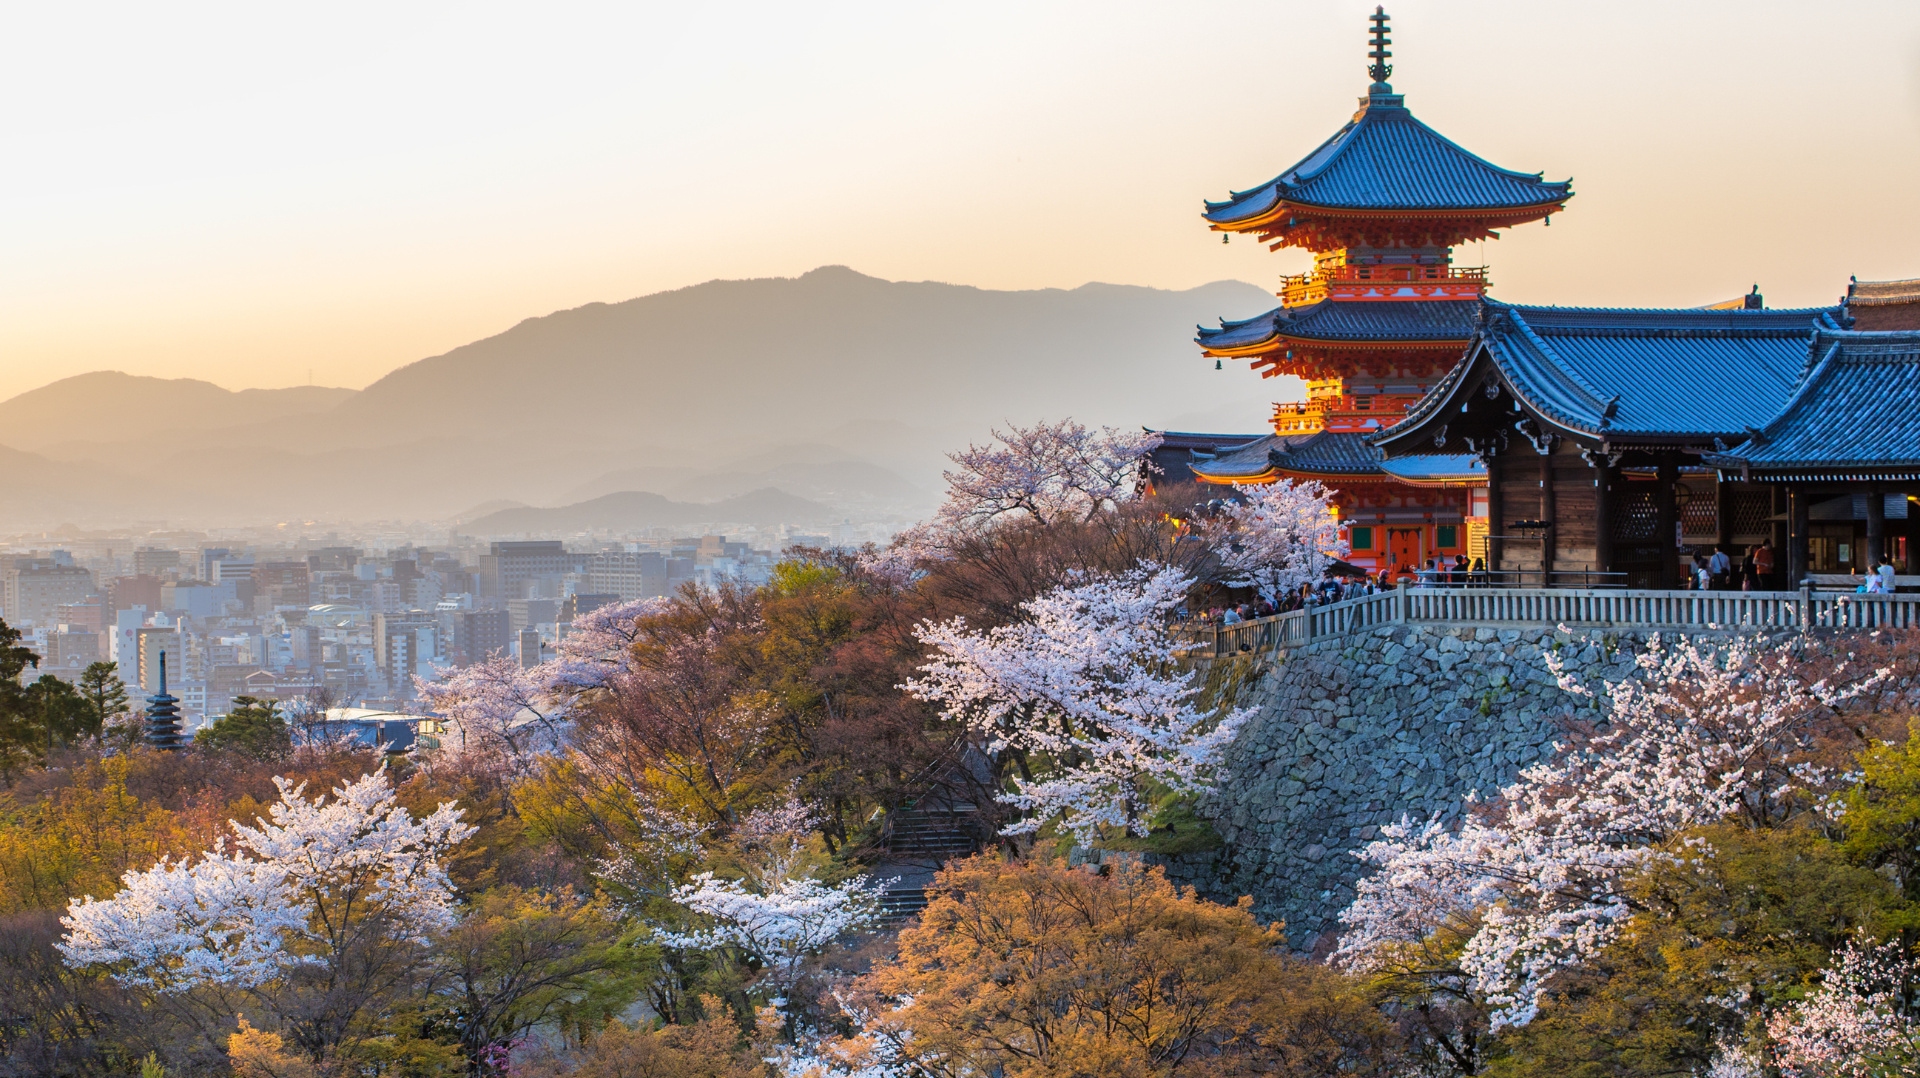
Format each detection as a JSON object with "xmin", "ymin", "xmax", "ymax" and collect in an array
[
  {"xmin": 1714, "ymin": 476, "xmax": 1731, "ymax": 556},
  {"xmin": 1866, "ymin": 485, "xmax": 1886, "ymax": 568},
  {"xmin": 1538, "ymin": 451, "xmax": 1555, "ymax": 586},
  {"xmin": 1788, "ymin": 485, "xmax": 1810, "ymax": 585},
  {"xmin": 1593, "ymin": 460, "xmax": 1614, "ymax": 582},
  {"xmin": 1771, "ymin": 483, "xmax": 1788, "ymax": 564},
  {"xmin": 1906, "ymin": 490, "xmax": 1919, "ymax": 574},
  {"xmin": 1484, "ymin": 453, "xmax": 1503, "ymax": 581},
  {"xmin": 1656, "ymin": 453, "xmax": 1679, "ymax": 589}
]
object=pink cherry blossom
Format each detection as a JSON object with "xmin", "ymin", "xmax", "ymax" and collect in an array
[
  {"xmin": 1336, "ymin": 633, "xmax": 1886, "ymax": 1030},
  {"xmin": 905, "ymin": 562, "xmax": 1248, "ymax": 842},
  {"xmin": 1188, "ymin": 478, "xmax": 1349, "ymax": 602},
  {"xmin": 59, "ymin": 768, "xmax": 473, "ymax": 990}
]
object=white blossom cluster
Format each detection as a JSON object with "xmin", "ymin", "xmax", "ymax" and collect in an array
[
  {"xmin": 1335, "ymin": 633, "xmax": 1884, "ymax": 1030},
  {"xmin": 905, "ymin": 562, "xmax": 1249, "ymax": 842},
  {"xmin": 414, "ymin": 597, "xmax": 662, "ymax": 767},
  {"xmin": 1768, "ymin": 937, "xmax": 1920, "ymax": 1078},
  {"xmin": 1188, "ymin": 478, "xmax": 1349, "ymax": 602},
  {"xmin": 935, "ymin": 419, "xmax": 1161, "ymax": 532},
  {"xmin": 656, "ymin": 794, "xmax": 884, "ymax": 988},
  {"xmin": 59, "ymin": 768, "xmax": 473, "ymax": 990}
]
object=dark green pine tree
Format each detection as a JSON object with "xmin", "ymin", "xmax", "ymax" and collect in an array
[
  {"xmin": 76, "ymin": 660, "xmax": 130, "ymax": 738},
  {"xmin": 0, "ymin": 618, "xmax": 44, "ymax": 775}
]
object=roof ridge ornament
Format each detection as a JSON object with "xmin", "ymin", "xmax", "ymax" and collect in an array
[{"xmin": 1367, "ymin": 7, "xmax": 1394, "ymax": 93}]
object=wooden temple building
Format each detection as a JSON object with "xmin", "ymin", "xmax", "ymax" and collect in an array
[{"xmin": 1155, "ymin": 9, "xmax": 1919, "ymax": 588}]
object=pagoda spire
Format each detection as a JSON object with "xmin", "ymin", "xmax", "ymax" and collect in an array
[
  {"xmin": 144, "ymin": 652, "xmax": 186, "ymax": 751},
  {"xmin": 1367, "ymin": 7, "xmax": 1393, "ymax": 93}
]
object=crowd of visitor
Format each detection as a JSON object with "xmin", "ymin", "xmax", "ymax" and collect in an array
[{"xmin": 1185, "ymin": 538, "xmax": 1904, "ymax": 627}]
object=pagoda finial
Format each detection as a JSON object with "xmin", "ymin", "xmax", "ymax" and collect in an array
[{"xmin": 1367, "ymin": 6, "xmax": 1393, "ymax": 93}]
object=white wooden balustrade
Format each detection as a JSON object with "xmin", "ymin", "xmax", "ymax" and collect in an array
[{"xmin": 1183, "ymin": 586, "xmax": 1920, "ymax": 658}]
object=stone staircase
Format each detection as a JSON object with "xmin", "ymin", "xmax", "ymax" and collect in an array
[{"xmin": 875, "ymin": 801, "xmax": 982, "ymax": 926}]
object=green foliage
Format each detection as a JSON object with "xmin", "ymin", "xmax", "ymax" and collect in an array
[
  {"xmin": 767, "ymin": 558, "xmax": 839, "ymax": 598},
  {"xmin": 0, "ymin": 617, "xmax": 47, "ymax": 776},
  {"xmin": 1844, "ymin": 720, "xmax": 1920, "ymax": 910},
  {"xmin": 433, "ymin": 885, "xmax": 652, "ymax": 1063},
  {"xmin": 1097, "ymin": 786, "xmax": 1224, "ymax": 855},
  {"xmin": 1486, "ymin": 822, "xmax": 1908, "ymax": 1078},
  {"xmin": 76, "ymin": 662, "xmax": 130, "ymax": 733},
  {"xmin": 194, "ymin": 696, "xmax": 292, "ymax": 761}
]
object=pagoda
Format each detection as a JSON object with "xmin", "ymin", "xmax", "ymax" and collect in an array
[
  {"xmin": 1171, "ymin": 7, "xmax": 1571, "ymax": 577},
  {"xmin": 144, "ymin": 651, "xmax": 187, "ymax": 751}
]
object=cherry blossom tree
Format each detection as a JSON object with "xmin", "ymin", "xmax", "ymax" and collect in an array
[
  {"xmin": 1334, "ymin": 633, "xmax": 1885, "ymax": 1032},
  {"xmin": 546, "ymin": 597, "xmax": 663, "ymax": 693},
  {"xmin": 414, "ymin": 598, "xmax": 661, "ymax": 769},
  {"xmin": 415, "ymin": 654, "xmax": 569, "ymax": 767},
  {"xmin": 935, "ymin": 419, "xmax": 1161, "ymax": 532},
  {"xmin": 61, "ymin": 768, "xmax": 472, "ymax": 986},
  {"xmin": 1189, "ymin": 478, "xmax": 1348, "ymax": 602},
  {"xmin": 59, "ymin": 768, "xmax": 473, "ymax": 1057},
  {"xmin": 904, "ymin": 562, "xmax": 1250, "ymax": 843},
  {"xmin": 656, "ymin": 794, "xmax": 884, "ymax": 989},
  {"xmin": 1768, "ymin": 937, "xmax": 1920, "ymax": 1078}
]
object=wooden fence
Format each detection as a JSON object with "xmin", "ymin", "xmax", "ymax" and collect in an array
[{"xmin": 1182, "ymin": 587, "xmax": 1920, "ymax": 658}]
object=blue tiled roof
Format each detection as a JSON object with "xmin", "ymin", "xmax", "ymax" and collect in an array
[
  {"xmin": 1192, "ymin": 431, "xmax": 1384, "ymax": 480},
  {"xmin": 1379, "ymin": 454, "xmax": 1486, "ymax": 484},
  {"xmin": 1144, "ymin": 430, "xmax": 1268, "ymax": 486},
  {"xmin": 1205, "ymin": 94, "xmax": 1572, "ymax": 224},
  {"xmin": 1384, "ymin": 302, "xmax": 1845, "ymax": 443},
  {"xmin": 1198, "ymin": 298, "xmax": 1480, "ymax": 350},
  {"xmin": 1707, "ymin": 328, "xmax": 1920, "ymax": 475}
]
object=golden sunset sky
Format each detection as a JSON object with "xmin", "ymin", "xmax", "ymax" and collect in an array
[{"xmin": 0, "ymin": 0, "xmax": 1915, "ymax": 402}]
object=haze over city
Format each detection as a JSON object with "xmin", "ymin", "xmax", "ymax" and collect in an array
[
  {"xmin": 7, "ymin": 5, "xmax": 1920, "ymax": 1077},
  {"xmin": 2, "ymin": 0, "xmax": 1916, "ymax": 402}
]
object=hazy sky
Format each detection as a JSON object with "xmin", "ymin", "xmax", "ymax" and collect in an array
[{"xmin": 1, "ymin": 0, "xmax": 1916, "ymax": 403}]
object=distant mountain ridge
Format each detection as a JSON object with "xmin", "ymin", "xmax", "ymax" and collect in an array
[
  {"xmin": 462, "ymin": 488, "xmax": 833, "ymax": 534},
  {"xmin": 0, "ymin": 372, "xmax": 355, "ymax": 453},
  {"xmin": 0, "ymin": 268, "xmax": 1278, "ymax": 528}
]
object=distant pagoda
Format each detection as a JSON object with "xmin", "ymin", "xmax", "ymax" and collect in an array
[
  {"xmin": 1199, "ymin": 6, "xmax": 1570, "ymax": 437},
  {"xmin": 144, "ymin": 652, "xmax": 187, "ymax": 751}
]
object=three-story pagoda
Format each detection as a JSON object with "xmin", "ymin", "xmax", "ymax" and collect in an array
[{"xmin": 1160, "ymin": 7, "xmax": 1570, "ymax": 578}]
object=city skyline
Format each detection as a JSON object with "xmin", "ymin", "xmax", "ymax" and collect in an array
[{"xmin": 1, "ymin": 0, "xmax": 1916, "ymax": 402}]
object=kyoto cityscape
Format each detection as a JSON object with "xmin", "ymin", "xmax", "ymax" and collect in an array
[{"xmin": 2, "ymin": 4, "xmax": 1918, "ymax": 1076}]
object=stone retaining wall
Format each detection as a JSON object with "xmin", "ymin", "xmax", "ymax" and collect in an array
[{"xmin": 1186, "ymin": 623, "xmax": 1647, "ymax": 951}]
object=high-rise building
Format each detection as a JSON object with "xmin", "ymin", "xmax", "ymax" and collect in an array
[
  {"xmin": 254, "ymin": 561, "xmax": 311, "ymax": 607},
  {"xmin": 132, "ymin": 548, "xmax": 183, "ymax": 579},
  {"xmin": 137, "ymin": 627, "xmax": 184, "ymax": 693},
  {"xmin": 507, "ymin": 598, "xmax": 559, "ymax": 635},
  {"xmin": 460, "ymin": 610, "xmax": 511, "ymax": 664},
  {"xmin": 109, "ymin": 575, "xmax": 164, "ymax": 615},
  {"xmin": 4, "ymin": 559, "xmax": 97, "ymax": 627},
  {"xmin": 587, "ymin": 550, "xmax": 667, "ymax": 601},
  {"xmin": 478, "ymin": 541, "xmax": 583, "ymax": 601},
  {"xmin": 373, "ymin": 611, "xmax": 434, "ymax": 671}
]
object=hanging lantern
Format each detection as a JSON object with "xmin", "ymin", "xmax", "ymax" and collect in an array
[
  {"xmin": 1222, "ymin": 233, "xmax": 1230, "ymax": 244},
  {"xmin": 1215, "ymin": 359, "xmax": 1223, "ymax": 370}
]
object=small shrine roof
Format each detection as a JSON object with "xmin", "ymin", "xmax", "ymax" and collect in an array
[
  {"xmin": 1188, "ymin": 430, "xmax": 1485, "ymax": 487},
  {"xmin": 1143, "ymin": 430, "xmax": 1268, "ymax": 486},
  {"xmin": 1199, "ymin": 297, "xmax": 1480, "ymax": 353},
  {"xmin": 1706, "ymin": 328, "xmax": 1920, "ymax": 477},
  {"xmin": 1848, "ymin": 277, "xmax": 1920, "ymax": 307},
  {"xmin": 1378, "ymin": 454, "xmax": 1486, "ymax": 485},
  {"xmin": 1204, "ymin": 94, "xmax": 1572, "ymax": 226},
  {"xmin": 1189, "ymin": 432, "xmax": 1374, "ymax": 481},
  {"xmin": 1380, "ymin": 302, "xmax": 1845, "ymax": 447}
]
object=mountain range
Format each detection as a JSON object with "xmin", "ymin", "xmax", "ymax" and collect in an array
[{"xmin": 0, "ymin": 267, "xmax": 1278, "ymax": 530}]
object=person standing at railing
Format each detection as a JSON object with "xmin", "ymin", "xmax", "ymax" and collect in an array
[
  {"xmin": 1754, "ymin": 540, "xmax": 1777, "ymax": 589},
  {"xmin": 1708, "ymin": 546, "xmax": 1732, "ymax": 590}
]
